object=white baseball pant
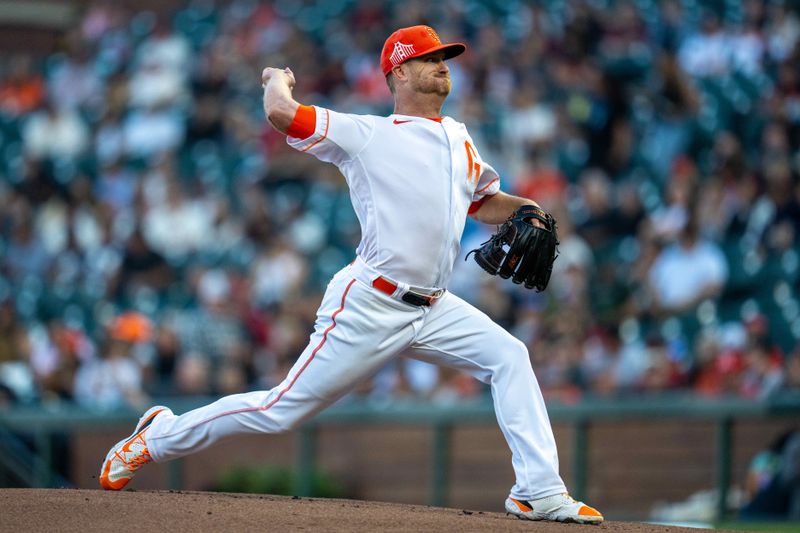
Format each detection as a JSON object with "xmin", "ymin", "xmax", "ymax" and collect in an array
[{"xmin": 146, "ymin": 260, "xmax": 567, "ymax": 500}]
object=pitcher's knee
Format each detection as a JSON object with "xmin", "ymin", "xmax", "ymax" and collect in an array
[
  {"xmin": 498, "ymin": 337, "xmax": 532, "ymax": 372},
  {"xmin": 265, "ymin": 405, "xmax": 319, "ymax": 433},
  {"xmin": 273, "ymin": 414, "xmax": 305, "ymax": 433}
]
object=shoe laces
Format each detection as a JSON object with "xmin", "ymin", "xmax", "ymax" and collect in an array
[{"xmin": 124, "ymin": 448, "xmax": 152, "ymax": 471}]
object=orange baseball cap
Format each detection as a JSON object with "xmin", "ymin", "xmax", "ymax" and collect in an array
[
  {"xmin": 110, "ymin": 312, "xmax": 152, "ymax": 343},
  {"xmin": 380, "ymin": 25, "xmax": 466, "ymax": 76}
]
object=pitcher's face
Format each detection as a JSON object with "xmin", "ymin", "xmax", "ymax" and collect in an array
[{"xmin": 405, "ymin": 51, "xmax": 451, "ymax": 97}]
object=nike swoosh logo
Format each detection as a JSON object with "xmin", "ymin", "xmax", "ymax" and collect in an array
[
  {"xmin": 120, "ymin": 409, "xmax": 162, "ymax": 453},
  {"xmin": 121, "ymin": 436, "xmax": 140, "ymax": 454},
  {"xmin": 393, "ymin": 119, "xmax": 412, "ymax": 125}
]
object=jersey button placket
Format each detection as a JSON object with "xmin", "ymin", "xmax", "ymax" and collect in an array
[{"xmin": 433, "ymin": 120, "xmax": 456, "ymax": 288}]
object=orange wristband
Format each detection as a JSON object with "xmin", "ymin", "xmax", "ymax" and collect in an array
[{"xmin": 286, "ymin": 105, "xmax": 316, "ymax": 140}]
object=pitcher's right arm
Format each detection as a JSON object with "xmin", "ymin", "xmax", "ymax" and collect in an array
[
  {"xmin": 263, "ymin": 67, "xmax": 374, "ymax": 164},
  {"xmin": 261, "ymin": 67, "xmax": 300, "ymax": 134}
]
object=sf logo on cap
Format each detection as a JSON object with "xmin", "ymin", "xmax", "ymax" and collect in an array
[
  {"xmin": 390, "ymin": 42, "xmax": 416, "ymax": 66},
  {"xmin": 424, "ymin": 26, "xmax": 442, "ymax": 44}
]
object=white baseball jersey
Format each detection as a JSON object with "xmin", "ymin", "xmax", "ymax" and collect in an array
[
  {"xmin": 142, "ymin": 105, "xmax": 567, "ymax": 503},
  {"xmin": 287, "ymin": 108, "xmax": 501, "ymax": 289}
]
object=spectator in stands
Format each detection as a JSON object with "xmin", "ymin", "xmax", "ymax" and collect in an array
[
  {"xmin": 176, "ymin": 268, "xmax": 248, "ymax": 368},
  {"xmin": 678, "ymin": 10, "xmax": 732, "ymax": 78},
  {"xmin": 251, "ymin": 240, "xmax": 308, "ymax": 306},
  {"xmin": 647, "ymin": 159, "xmax": 696, "ymax": 242},
  {"xmin": 185, "ymin": 92, "xmax": 225, "ymax": 146},
  {"xmin": 26, "ymin": 319, "xmax": 86, "ymax": 402},
  {"xmin": 574, "ymin": 168, "xmax": 619, "ymax": 250},
  {"xmin": 66, "ymin": 175, "xmax": 104, "ymax": 252},
  {"xmin": 112, "ymin": 226, "xmax": 172, "ymax": 302},
  {"xmin": 783, "ymin": 352, "xmax": 800, "ymax": 393},
  {"xmin": 0, "ymin": 300, "xmax": 22, "ymax": 365},
  {"xmin": 757, "ymin": 157, "xmax": 800, "ymax": 252},
  {"xmin": 641, "ymin": 49, "xmax": 699, "ymax": 181},
  {"xmin": 534, "ymin": 331, "xmax": 584, "ymax": 402},
  {"xmin": 21, "ymin": 99, "xmax": 89, "ymax": 162},
  {"xmin": 215, "ymin": 360, "xmax": 248, "ymax": 396},
  {"xmin": 47, "ymin": 38, "xmax": 105, "ymax": 112},
  {"xmin": 647, "ymin": 217, "xmax": 729, "ymax": 316},
  {"xmin": 73, "ymin": 312, "xmax": 149, "ymax": 410},
  {"xmin": 142, "ymin": 177, "xmax": 215, "ymax": 260},
  {"xmin": 147, "ymin": 320, "xmax": 180, "ymax": 396},
  {"xmin": 122, "ymin": 103, "xmax": 185, "ymax": 159},
  {"xmin": 637, "ymin": 334, "xmax": 687, "ymax": 392},
  {"xmin": 512, "ymin": 148, "xmax": 567, "ymax": 212},
  {"xmin": 771, "ymin": 64, "xmax": 800, "ymax": 139},
  {"xmin": 39, "ymin": 323, "xmax": 93, "ymax": 402},
  {"xmin": 429, "ymin": 364, "xmax": 481, "ymax": 404},
  {"xmin": 174, "ymin": 354, "xmax": 212, "ymax": 396},
  {"xmin": 740, "ymin": 428, "xmax": 800, "ymax": 520},
  {"xmin": 94, "ymin": 109, "xmax": 126, "ymax": 166},
  {"xmin": 501, "ymin": 87, "xmax": 558, "ymax": 176},
  {"xmin": 549, "ymin": 210, "xmax": 594, "ymax": 304},
  {"xmin": 0, "ymin": 54, "xmax": 44, "ymax": 116},
  {"xmin": 739, "ymin": 339, "xmax": 785, "ymax": 399},
  {"xmin": 580, "ymin": 325, "xmax": 625, "ymax": 396},
  {"xmin": 693, "ymin": 326, "xmax": 747, "ymax": 397},
  {"xmin": 0, "ymin": 300, "xmax": 34, "ymax": 405},
  {"xmin": 128, "ymin": 18, "xmax": 190, "ymax": 109},
  {"xmin": 730, "ymin": 3, "xmax": 767, "ymax": 75},
  {"xmin": 0, "ymin": 383, "xmax": 15, "ymax": 406},
  {"xmin": 765, "ymin": 3, "xmax": 800, "ymax": 62},
  {"xmin": 3, "ymin": 217, "xmax": 50, "ymax": 283}
]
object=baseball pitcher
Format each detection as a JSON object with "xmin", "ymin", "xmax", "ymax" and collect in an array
[{"xmin": 99, "ymin": 25, "xmax": 602, "ymax": 524}]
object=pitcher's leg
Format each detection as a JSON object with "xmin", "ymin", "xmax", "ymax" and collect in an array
[
  {"xmin": 147, "ymin": 276, "xmax": 419, "ymax": 463},
  {"xmin": 411, "ymin": 292, "xmax": 566, "ymax": 500}
]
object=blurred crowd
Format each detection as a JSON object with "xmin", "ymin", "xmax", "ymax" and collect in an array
[{"xmin": 2, "ymin": 0, "xmax": 800, "ymax": 410}]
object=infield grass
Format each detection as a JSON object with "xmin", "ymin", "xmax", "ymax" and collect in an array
[{"xmin": 717, "ymin": 522, "xmax": 800, "ymax": 532}]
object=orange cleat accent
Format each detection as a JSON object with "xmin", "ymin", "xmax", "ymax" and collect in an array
[
  {"xmin": 579, "ymin": 505, "xmax": 603, "ymax": 518},
  {"xmin": 99, "ymin": 406, "xmax": 171, "ymax": 491},
  {"xmin": 509, "ymin": 498, "xmax": 533, "ymax": 513},
  {"xmin": 505, "ymin": 494, "xmax": 604, "ymax": 524}
]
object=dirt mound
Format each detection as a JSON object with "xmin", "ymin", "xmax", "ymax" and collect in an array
[{"xmin": 1, "ymin": 489, "xmax": 722, "ymax": 532}]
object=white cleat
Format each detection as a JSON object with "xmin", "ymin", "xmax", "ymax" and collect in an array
[
  {"xmin": 99, "ymin": 406, "xmax": 171, "ymax": 490},
  {"xmin": 505, "ymin": 493, "xmax": 604, "ymax": 524}
]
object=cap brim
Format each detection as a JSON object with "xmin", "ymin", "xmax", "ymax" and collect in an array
[{"xmin": 410, "ymin": 42, "xmax": 466, "ymax": 63}]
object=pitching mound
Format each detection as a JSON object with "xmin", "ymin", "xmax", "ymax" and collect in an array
[{"xmin": 1, "ymin": 489, "xmax": 718, "ymax": 532}]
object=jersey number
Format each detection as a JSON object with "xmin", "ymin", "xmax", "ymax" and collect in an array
[{"xmin": 464, "ymin": 141, "xmax": 481, "ymax": 185}]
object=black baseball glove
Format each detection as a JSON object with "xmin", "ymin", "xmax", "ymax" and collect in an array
[{"xmin": 467, "ymin": 205, "xmax": 559, "ymax": 291}]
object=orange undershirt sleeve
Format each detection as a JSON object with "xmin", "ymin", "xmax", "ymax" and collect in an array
[
  {"xmin": 468, "ymin": 193, "xmax": 495, "ymax": 215},
  {"xmin": 286, "ymin": 105, "xmax": 317, "ymax": 140}
]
